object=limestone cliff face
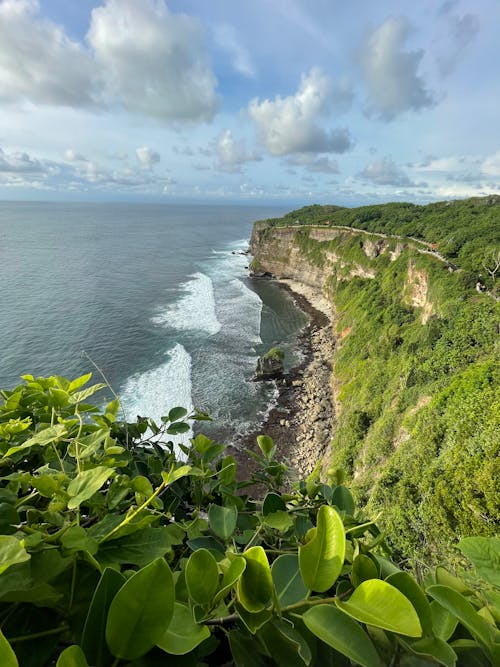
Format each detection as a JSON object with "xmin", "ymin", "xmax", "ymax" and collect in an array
[{"xmin": 250, "ymin": 222, "xmax": 434, "ymax": 323}]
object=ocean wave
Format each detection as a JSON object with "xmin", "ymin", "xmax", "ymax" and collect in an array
[
  {"xmin": 152, "ymin": 272, "xmax": 221, "ymax": 336},
  {"xmin": 119, "ymin": 343, "xmax": 194, "ymax": 449}
]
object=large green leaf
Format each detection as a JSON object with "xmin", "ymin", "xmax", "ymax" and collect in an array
[
  {"xmin": 0, "ymin": 536, "xmax": 30, "ymax": 575},
  {"xmin": 4, "ymin": 424, "xmax": 66, "ymax": 457},
  {"xmin": 67, "ymin": 467, "xmax": 114, "ymax": 510},
  {"xmin": 386, "ymin": 571, "xmax": 433, "ymax": 635},
  {"xmin": 229, "ymin": 630, "xmax": 268, "ymax": 667},
  {"xmin": 237, "ymin": 546, "xmax": 273, "ymax": 612},
  {"xmin": 427, "ymin": 585, "xmax": 499, "ymax": 656},
  {"xmin": 96, "ymin": 527, "xmax": 181, "ymax": 569},
  {"xmin": 208, "ymin": 504, "xmax": 237, "ymax": 540},
  {"xmin": 185, "ymin": 548, "xmax": 219, "ymax": 605},
  {"xmin": 351, "ymin": 554, "xmax": 379, "ymax": 588},
  {"xmin": 55, "ymin": 646, "xmax": 89, "ymax": 667},
  {"xmin": 336, "ymin": 579, "xmax": 422, "ymax": 637},
  {"xmin": 258, "ymin": 618, "xmax": 312, "ymax": 667},
  {"xmin": 331, "ymin": 485, "xmax": 355, "ymax": 515},
  {"xmin": 458, "ymin": 537, "xmax": 500, "ymax": 588},
  {"xmin": 81, "ymin": 568, "xmax": 125, "ymax": 667},
  {"xmin": 105, "ymin": 557, "xmax": 174, "ymax": 660},
  {"xmin": 0, "ymin": 630, "xmax": 18, "ymax": 667},
  {"xmin": 257, "ymin": 434, "xmax": 275, "ymax": 459},
  {"xmin": 298, "ymin": 505, "xmax": 345, "ymax": 592},
  {"xmin": 303, "ymin": 604, "xmax": 383, "ymax": 667},
  {"xmin": 157, "ymin": 602, "xmax": 210, "ymax": 655},
  {"xmin": 271, "ymin": 554, "xmax": 308, "ymax": 607}
]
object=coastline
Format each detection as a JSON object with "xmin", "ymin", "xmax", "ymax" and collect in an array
[{"xmin": 231, "ymin": 277, "xmax": 336, "ymax": 482}]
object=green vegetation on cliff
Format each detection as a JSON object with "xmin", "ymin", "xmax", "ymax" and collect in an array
[
  {"xmin": 0, "ymin": 375, "xmax": 499, "ymax": 666},
  {"xmin": 252, "ymin": 197, "xmax": 499, "ymax": 568}
]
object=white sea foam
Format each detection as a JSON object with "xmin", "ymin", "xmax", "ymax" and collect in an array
[
  {"xmin": 152, "ymin": 272, "xmax": 221, "ymax": 336},
  {"xmin": 120, "ymin": 343, "xmax": 194, "ymax": 449}
]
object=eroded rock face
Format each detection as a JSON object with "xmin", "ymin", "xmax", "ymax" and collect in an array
[{"xmin": 254, "ymin": 350, "xmax": 284, "ymax": 380}]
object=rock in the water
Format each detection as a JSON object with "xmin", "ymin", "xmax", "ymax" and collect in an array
[{"xmin": 253, "ymin": 347, "xmax": 284, "ymax": 380}]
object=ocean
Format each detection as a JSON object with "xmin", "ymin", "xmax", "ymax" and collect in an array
[{"xmin": 0, "ymin": 201, "xmax": 307, "ymax": 443}]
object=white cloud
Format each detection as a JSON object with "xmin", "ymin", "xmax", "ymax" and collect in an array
[
  {"xmin": 213, "ymin": 24, "xmax": 255, "ymax": 78},
  {"xmin": 88, "ymin": 0, "xmax": 218, "ymax": 122},
  {"xmin": 0, "ymin": 146, "xmax": 45, "ymax": 173},
  {"xmin": 482, "ymin": 150, "xmax": 500, "ymax": 177},
  {"xmin": 0, "ymin": 0, "xmax": 97, "ymax": 107},
  {"xmin": 135, "ymin": 147, "xmax": 161, "ymax": 168},
  {"xmin": 248, "ymin": 68, "xmax": 354, "ymax": 155},
  {"xmin": 359, "ymin": 157, "xmax": 414, "ymax": 186},
  {"xmin": 437, "ymin": 3, "xmax": 479, "ymax": 76},
  {"xmin": 286, "ymin": 154, "xmax": 339, "ymax": 174},
  {"xmin": 360, "ymin": 17, "xmax": 435, "ymax": 119},
  {"xmin": 64, "ymin": 149, "xmax": 88, "ymax": 162},
  {"xmin": 215, "ymin": 130, "xmax": 261, "ymax": 173}
]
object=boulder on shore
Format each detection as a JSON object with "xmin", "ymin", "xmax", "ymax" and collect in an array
[{"xmin": 253, "ymin": 347, "xmax": 284, "ymax": 380}]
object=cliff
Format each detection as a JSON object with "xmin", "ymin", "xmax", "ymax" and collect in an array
[{"xmin": 250, "ymin": 201, "xmax": 499, "ymax": 566}]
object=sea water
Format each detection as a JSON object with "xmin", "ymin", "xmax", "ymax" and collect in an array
[{"xmin": 0, "ymin": 202, "xmax": 307, "ymax": 443}]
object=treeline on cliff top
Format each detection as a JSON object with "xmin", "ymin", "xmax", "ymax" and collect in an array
[
  {"xmin": 259, "ymin": 196, "xmax": 500, "ymax": 280},
  {"xmin": 253, "ymin": 196, "xmax": 499, "ymax": 569}
]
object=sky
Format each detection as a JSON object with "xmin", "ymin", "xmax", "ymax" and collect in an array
[{"xmin": 0, "ymin": 0, "xmax": 499, "ymax": 205}]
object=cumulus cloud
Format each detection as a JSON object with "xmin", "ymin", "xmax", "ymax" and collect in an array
[
  {"xmin": 0, "ymin": 0, "xmax": 218, "ymax": 123},
  {"xmin": 248, "ymin": 68, "xmax": 354, "ymax": 155},
  {"xmin": 135, "ymin": 147, "xmax": 161, "ymax": 168},
  {"xmin": 215, "ymin": 130, "xmax": 261, "ymax": 173},
  {"xmin": 360, "ymin": 17, "xmax": 435, "ymax": 119},
  {"xmin": 0, "ymin": 0, "xmax": 97, "ymax": 107},
  {"xmin": 481, "ymin": 151, "xmax": 500, "ymax": 177},
  {"xmin": 88, "ymin": 0, "xmax": 218, "ymax": 122},
  {"xmin": 359, "ymin": 157, "xmax": 415, "ymax": 186},
  {"xmin": 0, "ymin": 146, "xmax": 45, "ymax": 173},
  {"xmin": 286, "ymin": 154, "xmax": 339, "ymax": 174},
  {"xmin": 213, "ymin": 23, "xmax": 255, "ymax": 78}
]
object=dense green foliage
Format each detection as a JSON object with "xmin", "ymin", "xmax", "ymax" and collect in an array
[
  {"xmin": 1, "ymin": 375, "xmax": 499, "ymax": 666},
  {"xmin": 259, "ymin": 196, "xmax": 500, "ymax": 286},
  {"xmin": 253, "ymin": 197, "xmax": 499, "ymax": 569}
]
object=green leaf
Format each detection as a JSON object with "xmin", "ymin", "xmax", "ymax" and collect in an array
[
  {"xmin": 257, "ymin": 434, "xmax": 275, "ymax": 459},
  {"xmin": 235, "ymin": 603, "xmax": 272, "ymax": 634},
  {"xmin": 430, "ymin": 601, "xmax": 459, "ymax": 641},
  {"xmin": 237, "ymin": 546, "xmax": 273, "ymax": 612},
  {"xmin": 67, "ymin": 467, "xmax": 114, "ymax": 510},
  {"xmin": 271, "ymin": 554, "xmax": 308, "ymax": 607},
  {"xmin": 386, "ymin": 571, "xmax": 433, "ymax": 636},
  {"xmin": 105, "ymin": 557, "xmax": 174, "ymax": 660},
  {"xmin": 4, "ymin": 424, "xmax": 66, "ymax": 457},
  {"xmin": 81, "ymin": 568, "xmax": 125, "ymax": 667},
  {"xmin": 331, "ymin": 485, "xmax": 355, "ymax": 515},
  {"xmin": 55, "ymin": 646, "xmax": 89, "ymax": 667},
  {"xmin": 400, "ymin": 637, "xmax": 457, "ymax": 667},
  {"xmin": 262, "ymin": 510, "xmax": 294, "ymax": 532},
  {"xmin": 336, "ymin": 579, "xmax": 422, "ymax": 637},
  {"xmin": 458, "ymin": 537, "xmax": 500, "ymax": 588},
  {"xmin": 351, "ymin": 554, "xmax": 379, "ymax": 588},
  {"xmin": 61, "ymin": 526, "xmax": 98, "ymax": 555},
  {"xmin": 262, "ymin": 492, "xmax": 286, "ymax": 515},
  {"xmin": 161, "ymin": 464, "xmax": 192, "ymax": 485},
  {"xmin": 427, "ymin": 585, "xmax": 498, "ymax": 655},
  {"xmin": 214, "ymin": 556, "xmax": 246, "ymax": 604},
  {"xmin": 435, "ymin": 566, "xmax": 473, "ymax": 594},
  {"xmin": 298, "ymin": 505, "xmax": 345, "ymax": 592},
  {"xmin": 168, "ymin": 407, "xmax": 188, "ymax": 422},
  {"xmin": 166, "ymin": 422, "xmax": 190, "ymax": 435},
  {"xmin": 0, "ymin": 629, "xmax": 18, "ymax": 667},
  {"xmin": 208, "ymin": 504, "xmax": 237, "ymax": 540},
  {"xmin": 68, "ymin": 373, "xmax": 92, "ymax": 393},
  {"xmin": 0, "ymin": 536, "xmax": 30, "ymax": 575},
  {"xmin": 258, "ymin": 618, "xmax": 312, "ymax": 667},
  {"xmin": 157, "ymin": 602, "xmax": 210, "ymax": 655},
  {"xmin": 303, "ymin": 604, "xmax": 383, "ymax": 667},
  {"xmin": 229, "ymin": 630, "xmax": 268, "ymax": 667},
  {"xmin": 70, "ymin": 383, "xmax": 106, "ymax": 404},
  {"xmin": 185, "ymin": 548, "xmax": 219, "ymax": 605},
  {"xmin": 96, "ymin": 527, "xmax": 180, "ymax": 569}
]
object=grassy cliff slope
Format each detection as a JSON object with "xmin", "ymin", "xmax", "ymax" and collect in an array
[{"xmin": 251, "ymin": 196, "xmax": 499, "ymax": 567}]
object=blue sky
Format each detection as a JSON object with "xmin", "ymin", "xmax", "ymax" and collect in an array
[{"xmin": 0, "ymin": 0, "xmax": 499, "ymax": 205}]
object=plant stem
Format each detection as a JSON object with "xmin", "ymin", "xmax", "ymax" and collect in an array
[
  {"xmin": 9, "ymin": 625, "xmax": 69, "ymax": 643},
  {"xmin": 98, "ymin": 479, "xmax": 167, "ymax": 543}
]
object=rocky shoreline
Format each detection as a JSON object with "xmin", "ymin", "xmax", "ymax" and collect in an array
[{"xmin": 231, "ymin": 279, "xmax": 336, "ymax": 482}]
